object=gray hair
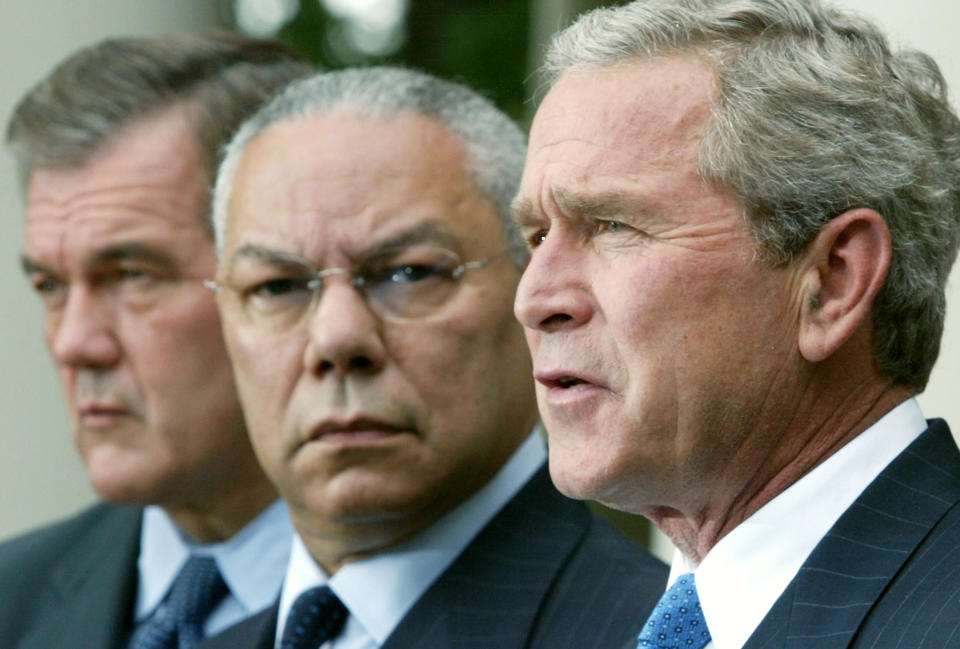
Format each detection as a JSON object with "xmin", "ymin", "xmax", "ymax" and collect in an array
[
  {"xmin": 6, "ymin": 30, "xmax": 311, "ymax": 228},
  {"xmin": 213, "ymin": 66, "xmax": 528, "ymax": 268},
  {"xmin": 545, "ymin": 0, "xmax": 960, "ymax": 391}
]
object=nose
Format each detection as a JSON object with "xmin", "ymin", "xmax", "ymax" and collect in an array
[
  {"xmin": 49, "ymin": 287, "xmax": 122, "ymax": 369},
  {"xmin": 302, "ymin": 278, "xmax": 387, "ymax": 378},
  {"xmin": 514, "ymin": 232, "xmax": 593, "ymax": 333}
]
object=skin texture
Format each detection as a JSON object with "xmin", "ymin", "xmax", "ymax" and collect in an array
[
  {"xmin": 21, "ymin": 106, "xmax": 276, "ymax": 542},
  {"xmin": 513, "ymin": 55, "xmax": 908, "ymax": 561},
  {"xmin": 218, "ymin": 110, "xmax": 538, "ymax": 572}
]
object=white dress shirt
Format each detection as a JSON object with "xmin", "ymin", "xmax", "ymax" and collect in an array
[
  {"xmin": 133, "ymin": 499, "xmax": 294, "ymax": 637},
  {"xmin": 275, "ymin": 429, "xmax": 548, "ymax": 649},
  {"xmin": 668, "ymin": 398, "xmax": 927, "ymax": 649}
]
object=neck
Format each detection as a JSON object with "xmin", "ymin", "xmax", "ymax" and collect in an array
[
  {"xmin": 648, "ymin": 379, "xmax": 913, "ymax": 565},
  {"xmin": 165, "ymin": 476, "xmax": 278, "ymax": 544}
]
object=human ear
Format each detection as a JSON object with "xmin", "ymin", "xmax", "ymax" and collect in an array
[{"xmin": 797, "ymin": 208, "xmax": 891, "ymax": 363}]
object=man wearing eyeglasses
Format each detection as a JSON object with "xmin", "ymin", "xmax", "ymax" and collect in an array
[{"xmin": 198, "ymin": 67, "xmax": 667, "ymax": 649}]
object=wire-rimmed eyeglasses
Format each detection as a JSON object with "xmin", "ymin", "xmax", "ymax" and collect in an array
[{"xmin": 205, "ymin": 246, "xmax": 509, "ymax": 333}]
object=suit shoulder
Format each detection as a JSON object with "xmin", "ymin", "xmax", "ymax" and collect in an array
[
  {"xmin": 528, "ymin": 497, "xmax": 668, "ymax": 649},
  {"xmin": 0, "ymin": 503, "xmax": 139, "ymax": 575},
  {"xmin": 557, "ymin": 507, "xmax": 668, "ymax": 607}
]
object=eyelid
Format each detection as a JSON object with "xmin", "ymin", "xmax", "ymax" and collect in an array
[
  {"xmin": 30, "ymin": 273, "xmax": 65, "ymax": 293},
  {"xmin": 595, "ymin": 218, "xmax": 629, "ymax": 230},
  {"xmin": 247, "ymin": 276, "xmax": 313, "ymax": 295}
]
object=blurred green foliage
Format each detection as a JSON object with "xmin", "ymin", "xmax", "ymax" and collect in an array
[{"xmin": 265, "ymin": 0, "xmax": 529, "ymax": 122}]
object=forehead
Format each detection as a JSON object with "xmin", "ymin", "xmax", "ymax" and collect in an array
[
  {"xmin": 526, "ymin": 55, "xmax": 717, "ymax": 188},
  {"xmin": 23, "ymin": 108, "xmax": 210, "ymax": 268},
  {"xmin": 224, "ymin": 111, "xmax": 502, "ymax": 258}
]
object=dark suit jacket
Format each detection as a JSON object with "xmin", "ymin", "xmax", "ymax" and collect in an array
[
  {"xmin": 200, "ymin": 466, "xmax": 668, "ymax": 649},
  {"xmin": 0, "ymin": 502, "xmax": 141, "ymax": 649},
  {"xmin": 745, "ymin": 419, "xmax": 960, "ymax": 649}
]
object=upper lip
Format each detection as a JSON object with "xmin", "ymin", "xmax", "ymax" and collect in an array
[
  {"xmin": 534, "ymin": 369, "xmax": 602, "ymax": 389},
  {"xmin": 305, "ymin": 415, "xmax": 408, "ymax": 441}
]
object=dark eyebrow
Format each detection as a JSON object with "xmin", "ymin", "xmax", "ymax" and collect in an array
[
  {"xmin": 20, "ymin": 243, "xmax": 176, "ymax": 276},
  {"xmin": 228, "ymin": 245, "xmax": 315, "ymax": 272},
  {"xmin": 20, "ymin": 254, "xmax": 52, "ymax": 277},
  {"xmin": 553, "ymin": 189, "xmax": 632, "ymax": 219},
  {"xmin": 511, "ymin": 190, "xmax": 636, "ymax": 229},
  {"xmin": 369, "ymin": 222, "xmax": 462, "ymax": 253},
  {"xmin": 88, "ymin": 242, "xmax": 177, "ymax": 269},
  {"xmin": 511, "ymin": 197, "xmax": 539, "ymax": 229},
  {"xmin": 227, "ymin": 221, "xmax": 465, "ymax": 273}
]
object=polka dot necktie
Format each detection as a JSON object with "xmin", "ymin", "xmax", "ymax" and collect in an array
[
  {"xmin": 279, "ymin": 585, "xmax": 348, "ymax": 649},
  {"xmin": 127, "ymin": 555, "xmax": 228, "ymax": 649},
  {"xmin": 636, "ymin": 573, "xmax": 712, "ymax": 649}
]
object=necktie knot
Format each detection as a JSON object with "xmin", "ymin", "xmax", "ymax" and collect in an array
[
  {"xmin": 637, "ymin": 573, "xmax": 711, "ymax": 649},
  {"xmin": 127, "ymin": 555, "xmax": 228, "ymax": 649},
  {"xmin": 280, "ymin": 585, "xmax": 348, "ymax": 649}
]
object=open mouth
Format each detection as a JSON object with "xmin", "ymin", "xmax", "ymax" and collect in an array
[{"xmin": 537, "ymin": 372, "xmax": 592, "ymax": 390}]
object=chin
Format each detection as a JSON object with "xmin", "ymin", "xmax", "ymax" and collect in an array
[
  {"xmin": 90, "ymin": 478, "xmax": 156, "ymax": 506},
  {"xmin": 547, "ymin": 457, "xmax": 598, "ymax": 501},
  {"xmin": 86, "ymin": 459, "xmax": 165, "ymax": 507}
]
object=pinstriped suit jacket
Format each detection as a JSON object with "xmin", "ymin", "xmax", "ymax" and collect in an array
[
  {"xmin": 199, "ymin": 466, "xmax": 668, "ymax": 649},
  {"xmin": 745, "ymin": 419, "xmax": 960, "ymax": 649}
]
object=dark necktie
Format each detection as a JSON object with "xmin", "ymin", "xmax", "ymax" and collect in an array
[
  {"xmin": 127, "ymin": 555, "xmax": 229, "ymax": 649},
  {"xmin": 636, "ymin": 573, "xmax": 712, "ymax": 649},
  {"xmin": 279, "ymin": 586, "xmax": 348, "ymax": 649}
]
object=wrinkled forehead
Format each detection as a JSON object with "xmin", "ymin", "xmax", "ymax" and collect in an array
[
  {"xmin": 531, "ymin": 55, "xmax": 717, "ymax": 157},
  {"xmin": 22, "ymin": 158, "xmax": 211, "ymax": 274},
  {"xmin": 222, "ymin": 111, "xmax": 503, "ymax": 264}
]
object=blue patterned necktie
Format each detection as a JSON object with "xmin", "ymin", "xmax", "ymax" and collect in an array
[
  {"xmin": 127, "ymin": 555, "xmax": 229, "ymax": 649},
  {"xmin": 637, "ymin": 573, "xmax": 711, "ymax": 649},
  {"xmin": 280, "ymin": 585, "xmax": 348, "ymax": 649}
]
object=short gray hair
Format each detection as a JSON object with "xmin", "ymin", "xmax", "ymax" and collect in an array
[
  {"xmin": 213, "ymin": 66, "xmax": 528, "ymax": 267},
  {"xmin": 545, "ymin": 0, "xmax": 960, "ymax": 391},
  {"xmin": 6, "ymin": 30, "xmax": 311, "ymax": 228}
]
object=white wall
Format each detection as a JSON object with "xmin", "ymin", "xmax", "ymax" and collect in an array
[{"xmin": 0, "ymin": 2, "xmax": 223, "ymax": 541}]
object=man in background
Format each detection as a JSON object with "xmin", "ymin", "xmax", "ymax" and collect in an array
[
  {"xmin": 200, "ymin": 66, "xmax": 667, "ymax": 649},
  {"xmin": 514, "ymin": 0, "xmax": 960, "ymax": 647},
  {"xmin": 1, "ymin": 32, "xmax": 309, "ymax": 649}
]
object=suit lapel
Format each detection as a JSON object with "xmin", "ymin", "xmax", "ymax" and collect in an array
[
  {"xmin": 744, "ymin": 420, "xmax": 960, "ymax": 649},
  {"xmin": 382, "ymin": 466, "xmax": 591, "ymax": 649},
  {"xmin": 20, "ymin": 505, "xmax": 141, "ymax": 649}
]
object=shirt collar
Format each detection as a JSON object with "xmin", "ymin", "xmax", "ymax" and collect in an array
[
  {"xmin": 277, "ymin": 428, "xmax": 547, "ymax": 646},
  {"xmin": 136, "ymin": 499, "xmax": 294, "ymax": 621},
  {"xmin": 671, "ymin": 398, "xmax": 926, "ymax": 649}
]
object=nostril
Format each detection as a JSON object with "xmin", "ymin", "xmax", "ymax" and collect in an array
[
  {"xmin": 348, "ymin": 356, "xmax": 377, "ymax": 373},
  {"xmin": 540, "ymin": 313, "xmax": 573, "ymax": 329}
]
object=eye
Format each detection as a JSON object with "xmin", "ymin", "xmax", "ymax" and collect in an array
[
  {"xmin": 30, "ymin": 275, "xmax": 68, "ymax": 307},
  {"xmin": 118, "ymin": 267, "xmax": 149, "ymax": 280},
  {"xmin": 594, "ymin": 219, "xmax": 631, "ymax": 235},
  {"xmin": 247, "ymin": 277, "xmax": 312, "ymax": 298},
  {"xmin": 32, "ymin": 275, "xmax": 64, "ymax": 295},
  {"xmin": 526, "ymin": 229, "xmax": 548, "ymax": 249},
  {"xmin": 364, "ymin": 249, "xmax": 460, "ymax": 286},
  {"xmin": 383, "ymin": 263, "xmax": 448, "ymax": 284},
  {"xmin": 242, "ymin": 277, "xmax": 315, "ymax": 315}
]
